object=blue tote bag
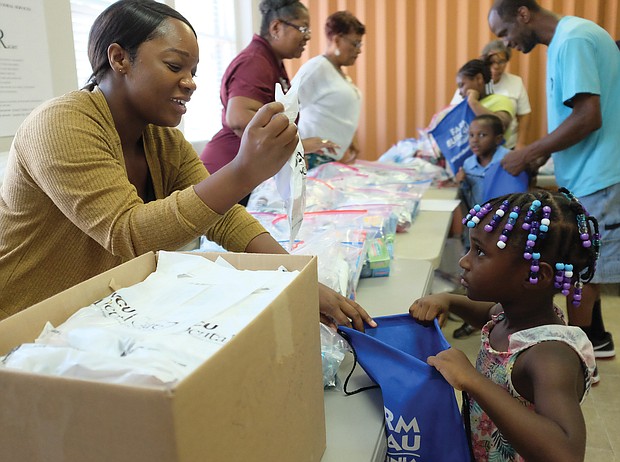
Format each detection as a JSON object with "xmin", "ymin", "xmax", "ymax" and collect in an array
[
  {"xmin": 428, "ymin": 99, "xmax": 476, "ymax": 176},
  {"xmin": 339, "ymin": 315, "xmax": 471, "ymax": 462},
  {"xmin": 482, "ymin": 161, "xmax": 529, "ymax": 203}
]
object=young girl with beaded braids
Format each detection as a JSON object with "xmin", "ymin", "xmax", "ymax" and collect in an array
[{"xmin": 409, "ymin": 188, "xmax": 599, "ymax": 462}]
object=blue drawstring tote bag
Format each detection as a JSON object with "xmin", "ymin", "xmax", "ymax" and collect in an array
[
  {"xmin": 482, "ymin": 161, "xmax": 529, "ymax": 203},
  {"xmin": 428, "ymin": 99, "xmax": 476, "ymax": 176},
  {"xmin": 339, "ymin": 314, "xmax": 471, "ymax": 462}
]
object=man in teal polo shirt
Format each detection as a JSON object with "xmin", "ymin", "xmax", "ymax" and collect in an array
[{"xmin": 489, "ymin": 0, "xmax": 620, "ymax": 382}]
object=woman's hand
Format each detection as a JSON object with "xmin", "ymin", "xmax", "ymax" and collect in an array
[
  {"xmin": 232, "ymin": 102, "xmax": 299, "ymax": 188},
  {"xmin": 302, "ymin": 137, "xmax": 340, "ymax": 157},
  {"xmin": 340, "ymin": 141, "xmax": 360, "ymax": 164},
  {"xmin": 319, "ymin": 283, "xmax": 376, "ymax": 332}
]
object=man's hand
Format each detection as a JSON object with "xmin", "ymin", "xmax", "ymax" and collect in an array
[{"xmin": 500, "ymin": 148, "xmax": 529, "ymax": 176}]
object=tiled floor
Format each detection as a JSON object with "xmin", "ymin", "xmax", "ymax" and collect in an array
[{"xmin": 431, "ymin": 269, "xmax": 620, "ymax": 461}]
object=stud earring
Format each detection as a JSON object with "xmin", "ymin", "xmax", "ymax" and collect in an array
[{"xmin": 335, "ymin": 48, "xmax": 341, "ymax": 57}]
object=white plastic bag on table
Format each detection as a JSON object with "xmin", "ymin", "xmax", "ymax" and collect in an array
[{"xmin": 274, "ymin": 82, "xmax": 306, "ymax": 250}]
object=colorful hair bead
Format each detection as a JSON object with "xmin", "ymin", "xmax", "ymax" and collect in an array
[
  {"xmin": 529, "ymin": 252, "xmax": 541, "ymax": 284},
  {"xmin": 523, "ymin": 220, "xmax": 540, "ymax": 261},
  {"xmin": 462, "ymin": 203, "xmax": 492, "ymax": 229},
  {"xmin": 576, "ymin": 213, "xmax": 592, "ymax": 248},
  {"xmin": 554, "ymin": 262, "xmax": 565, "ymax": 289},
  {"xmin": 521, "ymin": 199, "xmax": 541, "ymax": 231},
  {"xmin": 496, "ymin": 206, "xmax": 520, "ymax": 249},
  {"xmin": 538, "ymin": 205, "xmax": 551, "ymax": 239},
  {"xmin": 484, "ymin": 200, "xmax": 510, "ymax": 233},
  {"xmin": 560, "ymin": 187, "xmax": 595, "ymax": 251},
  {"xmin": 554, "ymin": 262, "xmax": 574, "ymax": 296},
  {"xmin": 592, "ymin": 232, "xmax": 601, "ymax": 260},
  {"xmin": 572, "ymin": 281, "xmax": 583, "ymax": 307}
]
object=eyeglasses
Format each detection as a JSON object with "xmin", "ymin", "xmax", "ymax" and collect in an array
[
  {"xmin": 341, "ymin": 36, "xmax": 363, "ymax": 49},
  {"xmin": 489, "ymin": 59, "xmax": 508, "ymax": 66},
  {"xmin": 279, "ymin": 19, "xmax": 311, "ymax": 36}
]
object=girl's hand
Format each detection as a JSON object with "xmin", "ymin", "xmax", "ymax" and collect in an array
[
  {"xmin": 427, "ymin": 348, "xmax": 478, "ymax": 391},
  {"xmin": 466, "ymin": 89, "xmax": 480, "ymax": 103},
  {"xmin": 233, "ymin": 102, "xmax": 299, "ymax": 187},
  {"xmin": 409, "ymin": 293, "xmax": 450, "ymax": 326}
]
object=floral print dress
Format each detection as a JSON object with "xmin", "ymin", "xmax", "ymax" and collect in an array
[{"xmin": 467, "ymin": 306, "xmax": 596, "ymax": 461}]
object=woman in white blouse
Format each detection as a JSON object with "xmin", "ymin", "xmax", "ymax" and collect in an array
[{"xmin": 292, "ymin": 11, "xmax": 365, "ymax": 169}]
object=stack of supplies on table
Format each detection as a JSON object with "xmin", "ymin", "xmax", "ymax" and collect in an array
[{"xmin": 241, "ymin": 160, "xmax": 436, "ymax": 295}]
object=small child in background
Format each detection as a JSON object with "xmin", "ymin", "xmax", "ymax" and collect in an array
[
  {"xmin": 456, "ymin": 113, "xmax": 510, "ymax": 218},
  {"xmin": 454, "ymin": 114, "xmax": 512, "ymax": 339},
  {"xmin": 410, "ymin": 189, "xmax": 598, "ymax": 461}
]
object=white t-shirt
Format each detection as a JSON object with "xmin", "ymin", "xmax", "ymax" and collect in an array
[
  {"xmin": 292, "ymin": 55, "xmax": 362, "ymax": 160},
  {"xmin": 450, "ymin": 72, "xmax": 531, "ymax": 148}
]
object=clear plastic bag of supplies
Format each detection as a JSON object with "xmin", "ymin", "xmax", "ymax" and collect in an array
[
  {"xmin": 320, "ymin": 323, "xmax": 350, "ymax": 388},
  {"xmin": 294, "ymin": 228, "xmax": 371, "ymax": 299},
  {"xmin": 247, "ymin": 176, "xmax": 341, "ymax": 213}
]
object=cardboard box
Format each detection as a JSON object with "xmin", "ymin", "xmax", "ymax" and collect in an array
[{"xmin": 0, "ymin": 252, "xmax": 326, "ymax": 462}]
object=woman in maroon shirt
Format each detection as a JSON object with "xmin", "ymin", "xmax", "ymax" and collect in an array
[{"xmin": 201, "ymin": 0, "xmax": 336, "ymax": 205}]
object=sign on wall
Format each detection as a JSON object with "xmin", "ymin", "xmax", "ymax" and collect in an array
[{"xmin": 0, "ymin": 0, "xmax": 53, "ymax": 137}]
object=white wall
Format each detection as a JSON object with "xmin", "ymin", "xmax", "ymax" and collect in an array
[{"xmin": 0, "ymin": 0, "xmax": 77, "ymax": 152}]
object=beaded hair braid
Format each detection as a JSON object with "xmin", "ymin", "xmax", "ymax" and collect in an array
[{"xmin": 462, "ymin": 188, "xmax": 601, "ymax": 306}]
